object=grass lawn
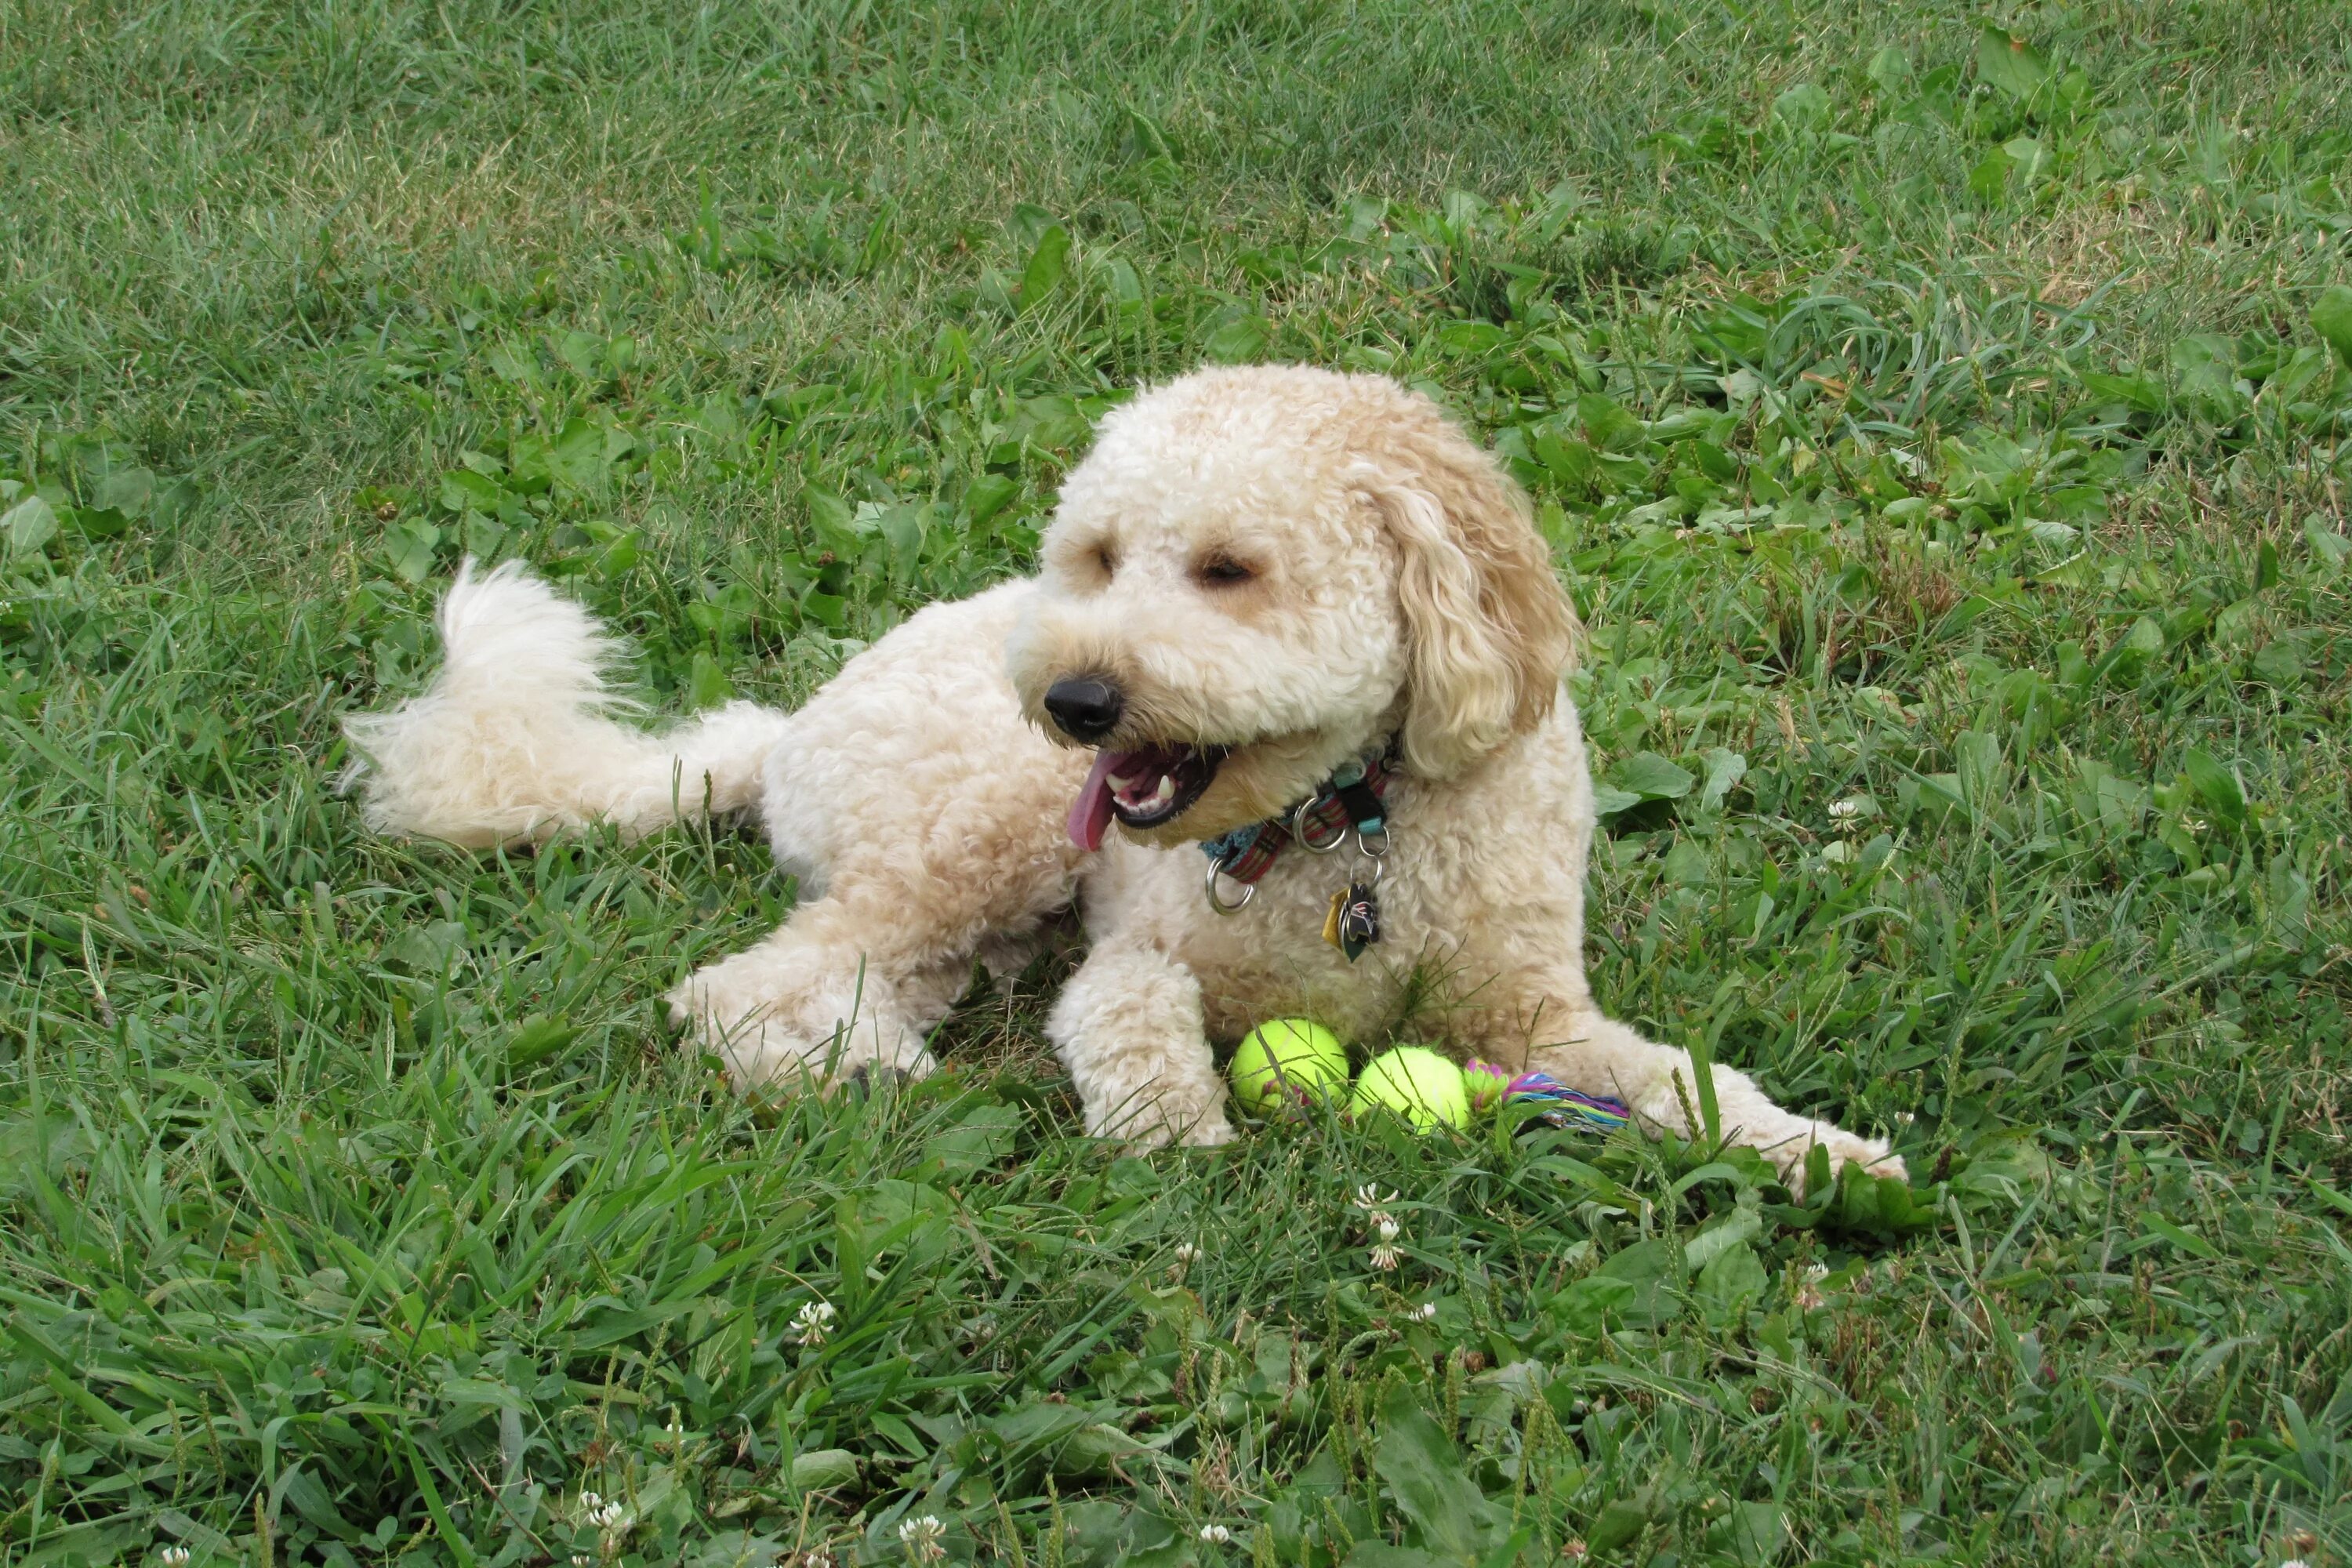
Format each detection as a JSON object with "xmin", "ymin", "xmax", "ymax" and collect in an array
[{"xmin": 7, "ymin": 1, "xmax": 2352, "ymax": 1563}]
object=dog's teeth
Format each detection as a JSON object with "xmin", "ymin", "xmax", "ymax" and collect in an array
[
  {"xmin": 1106, "ymin": 772, "xmax": 1135, "ymax": 792},
  {"xmin": 1150, "ymin": 775, "xmax": 1177, "ymax": 806}
]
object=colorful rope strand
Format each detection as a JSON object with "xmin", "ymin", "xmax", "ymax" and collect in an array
[{"xmin": 1497, "ymin": 1069, "xmax": 1632, "ymax": 1132}]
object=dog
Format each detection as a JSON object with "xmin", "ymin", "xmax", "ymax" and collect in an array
[{"xmin": 346, "ymin": 365, "xmax": 1902, "ymax": 1188}]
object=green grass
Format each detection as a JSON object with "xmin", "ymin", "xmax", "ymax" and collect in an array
[{"xmin": 5, "ymin": 1, "xmax": 2352, "ymax": 1563}]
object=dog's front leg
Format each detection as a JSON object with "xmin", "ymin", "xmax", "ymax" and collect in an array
[
  {"xmin": 1517, "ymin": 993, "xmax": 1904, "ymax": 1192},
  {"xmin": 1049, "ymin": 943, "xmax": 1235, "ymax": 1150}
]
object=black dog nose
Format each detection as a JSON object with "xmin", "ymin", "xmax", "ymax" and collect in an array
[{"xmin": 1043, "ymin": 677, "xmax": 1123, "ymax": 742}]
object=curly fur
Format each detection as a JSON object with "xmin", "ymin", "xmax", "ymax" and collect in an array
[{"xmin": 345, "ymin": 365, "xmax": 1900, "ymax": 1190}]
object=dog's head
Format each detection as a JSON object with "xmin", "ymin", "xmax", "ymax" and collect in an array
[{"xmin": 1007, "ymin": 365, "xmax": 1579, "ymax": 849}]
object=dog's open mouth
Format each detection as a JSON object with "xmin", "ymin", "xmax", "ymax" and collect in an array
[{"xmin": 1067, "ymin": 743, "xmax": 1226, "ymax": 850}]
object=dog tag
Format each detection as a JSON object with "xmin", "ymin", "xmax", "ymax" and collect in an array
[{"xmin": 1327, "ymin": 879, "xmax": 1381, "ymax": 961}]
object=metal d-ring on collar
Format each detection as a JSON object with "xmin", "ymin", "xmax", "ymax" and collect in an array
[
  {"xmin": 1288, "ymin": 798, "xmax": 1352, "ymax": 852},
  {"xmin": 1205, "ymin": 857, "xmax": 1255, "ymax": 914}
]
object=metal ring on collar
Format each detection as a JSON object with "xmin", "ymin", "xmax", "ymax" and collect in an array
[
  {"xmin": 1289, "ymin": 802, "xmax": 1350, "ymax": 852},
  {"xmin": 1205, "ymin": 859, "xmax": 1255, "ymax": 913}
]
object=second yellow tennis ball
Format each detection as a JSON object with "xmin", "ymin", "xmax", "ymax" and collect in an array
[
  {"xmin": 1229, "ymin": 1018, "xmax": 1350, "ymax": 1116},
  {"xmin": 1349, "ymin": 1046, "xmax": 1470, "ymax": 1133}
]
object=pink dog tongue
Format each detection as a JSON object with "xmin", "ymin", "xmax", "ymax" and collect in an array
[{"xmin": 1068, "ymin": 750, "xmax": 1123, "ymax": 851}]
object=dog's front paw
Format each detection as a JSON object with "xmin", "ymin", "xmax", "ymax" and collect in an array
[
  {"xmin": 1769, "ymin": 1125, "xmax": 1904, "ymax": 1196},
  {"xmin": 1084, "ymin": 1084, "xmax": 1236, "ymax": 1152},
  {"xmin": 1176, "ymin": 1111, "xmax": 1239, "ymax": 1149},
  {"xmin": 1116, "ymin": 1113, "xmax": 1238, "ymax": 1154}
]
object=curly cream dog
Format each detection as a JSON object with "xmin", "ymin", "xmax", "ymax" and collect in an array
[{"xmin": 347, "ymin": 365, "xmax": 1900, "ymax": 1187}]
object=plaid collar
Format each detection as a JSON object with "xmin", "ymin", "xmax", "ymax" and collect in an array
[{"xmin": 1199, "ymin": 741, "xmax": 1397, "ymax": 887}]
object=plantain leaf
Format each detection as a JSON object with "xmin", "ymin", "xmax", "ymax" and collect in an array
[{"xmin": 1976, "ymin": 23, "xmax": 2050, "ymax": 101}]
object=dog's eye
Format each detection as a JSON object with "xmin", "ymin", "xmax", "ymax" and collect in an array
[
  {"xmin": 1092, "ymin": 543, "xmax": 1117, "ymax": 579},
  {"xmin": 1195, "ymin": 555, "xmax": 1254, "ymax": 587}
]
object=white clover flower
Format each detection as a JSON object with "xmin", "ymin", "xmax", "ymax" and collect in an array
[
  {"xmin": 572, "ymin": 1556, "xmax": 592, "ymax": 1567},
  {"xmin": 1174, "ymin": 1242, "xmax": 1203, "ymax": 1264},
  {"xmin": 1199, "ymin": 1523, "xmax": 1233, "ymax": 1543},
  {"xmin": 1352, "ymin": 1183, "xmax": 1398, "ymax": 1210},
  {"xmin": 1896, "ymin": 1111, "xmax": 1916, "ymax": 1124},
  {"xmin": 1370, "ymin": 1242, "xmax": 1403, "ymax": 1271},
  {"xmin": 1828, "ymin": 797, "xmax": 1867, "ymax": 826},
  {"xmin": 791, "ymin": 1299, "xmax": 837, "ymax": 1346},
  {"xmin": 160, "ymin": 1550, "xmax": 192, "ymax": 1568},
  {"xmin": 2183, "ymin": 815, "xmax": 2209, "ymax": 833},
  {"xmin": 1374, "ymin": 1215, "xmax": 1401, "ymax": 1243},
  {"xmin": 1794, "ymin": 1261, "xmax": 1831, "ymax": 1310},
  {"xmin": 579, "ymin": 1490, "xmax": 602, "ymax": 1510},
  {"xmin": 898, "ymin": 1515, "xmax": 947, "ymax": 1563},
  {"xmin": 1410, "ymin": 1302, "xmax": 1439, "ymax": 1323},
  {"xmin": 590, "ymin": 1501, "xmax": 632, "ymax": 1534}
]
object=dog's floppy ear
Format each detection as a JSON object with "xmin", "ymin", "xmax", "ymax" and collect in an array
[{"xmin": 1359, "ymin": 410, "xmax": 1580, "ymax": 779}]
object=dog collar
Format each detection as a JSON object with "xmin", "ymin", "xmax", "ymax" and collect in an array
[{"xmin": 1200, "ymin": 741, "xmax": 1396, "ymax": 957}]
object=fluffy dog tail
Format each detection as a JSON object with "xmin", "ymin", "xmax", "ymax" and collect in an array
[{"xmin": 342, "ymin": 560, "xmax": 793, "ymax": 848}]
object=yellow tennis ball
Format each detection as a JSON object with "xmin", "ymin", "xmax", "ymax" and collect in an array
[
  {"xmin": 1229, "ymin": 1018, "xmax": 1349, "ymax": 1116},
  {"xmin": 1349, "ymin": 1047, "xmax": 1471, "ymax": 1133}
]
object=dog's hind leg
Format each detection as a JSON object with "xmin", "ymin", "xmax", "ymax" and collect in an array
[
  {"xmin": 670, "ymin": 895, "xmax": 956, "ymax": 1086},
  {"xmin": 669, "ymin": 581, "xmax": 1093, "ymax": 1091},
  {"xmin": 672, "ymin": 855, "xmax": 1080, "ymax": 1091}
]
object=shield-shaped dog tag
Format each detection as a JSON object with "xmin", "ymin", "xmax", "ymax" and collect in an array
[{"xmin": 1328, "ymin": 880, "xmax": 1381, "ymax": 961}]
